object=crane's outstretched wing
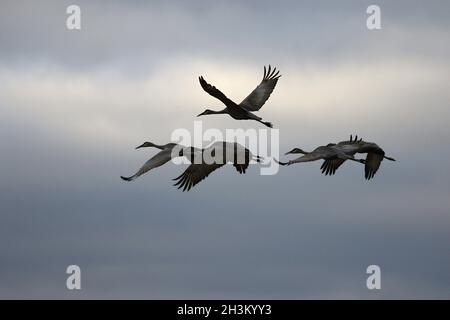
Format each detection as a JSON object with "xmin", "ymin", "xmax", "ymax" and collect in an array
[
  {"xmin": 239, "ymin": 65, "xmax": 281, "ymax": 111},
  {"xmin": 365, "ymin": 152, "xmax": 384, "ymax": 180},
  {"xmin": 320, "ymin": 158, "xmax": 346, "ymax": 175},
  {"xmin": 199, "ymin": 76, "xmax": 235, "ymax": 106},
  {"xmin": 172, "ymin": 159, "xmax": 250, "ymax": 191},
  {"xmin": 121, "ymin": 149, "xmax": 172, "ymax": 181},
  {"xmin": 327, "ymin": 135, "xmax": 364, "ymax": 172},
  {"xmin": 337, "ymin": 134, "xmax": 363, "ymax": 145},
  {"xmin": 173, "ymin": 163, "xmax": 225, "ymax": 192}
]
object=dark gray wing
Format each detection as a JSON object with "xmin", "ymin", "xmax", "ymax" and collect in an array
[
  {"xmin": 121, "ymin": 149, "xmax": 173, "ymax": 181},
  {"xmin": 365, "ymin": 152, "xmax": 384, "ymax": 180},
  {"xmin": 173, "ymin": 163, "xmax": 225, "ymax": 192},
  {"xmin": 239, "ymin": 65, "xmax": 281, "ymax": 111},
  {"xmin": 320, "ymin": 158, "xmax": 346, "ymax": 176},
  {"xmin": 199, "ymin": 76, "xmax": 235, "ymax": 106}
]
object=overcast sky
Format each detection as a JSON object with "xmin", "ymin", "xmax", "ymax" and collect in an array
[{"xmin": 1, "ymin": 0, "xmax": 449, "ymax": 299}]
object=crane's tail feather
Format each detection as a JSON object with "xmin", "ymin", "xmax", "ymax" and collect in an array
[{"xmin": 263, "ymin": 121, "xmax": 273, "ymax": 128}]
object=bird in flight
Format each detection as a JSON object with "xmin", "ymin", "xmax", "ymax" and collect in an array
[
  {"xmin": 276, "ymin": 143, "xmax": 365, "ymax": 167},
  {"xmin": 320, "ymin": 135, "xmax": 396, "ymax": 180},
  {"xmin": 121, "ymin": 141, "xmax": 261, "ymax": 191},
  {"xmin": 278, "ymin": 135, "xmax": 396, "ymax": 180},
  {"xmin": 197, "ymin": 65, "xmax": 281, "ymax": 128}
]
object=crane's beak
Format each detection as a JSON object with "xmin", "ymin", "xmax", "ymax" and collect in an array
[
  {"xmin": 135, "ymin": 143, "xmax": 146, "ymax": 149},
  {"xmin": 285, "ymin": 149, "xmax": 294, "ymax": 155},
  {"xmin": 197, "ymin": 112, "xmax": 205, "ymax": 117}
]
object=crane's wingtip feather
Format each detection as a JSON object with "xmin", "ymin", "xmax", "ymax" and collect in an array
[{"xmin": 120, "ymin": 176, "xmax": 134, "ymax": 182}]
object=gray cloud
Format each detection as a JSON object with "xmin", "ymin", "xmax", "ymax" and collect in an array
[{"xmin": 0, "ymin": 0, "xmax": 450, "ymax": 299}]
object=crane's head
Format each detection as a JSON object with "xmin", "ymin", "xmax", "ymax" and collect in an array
[
  {"xmin": 135, "ymin": 141, "xmax": 154, "ymax": 149},
  {"xmin": 285, "ymin": 148, "xmax": 306, "ymax": 155},
  {"xmin": 197, "ymin": 109, "xmax": 215, "ymax": 117}
]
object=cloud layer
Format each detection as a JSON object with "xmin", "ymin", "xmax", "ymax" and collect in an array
[{"xmin": 1, "ymin": 0, "xmax": 449, "ymax": 299}]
